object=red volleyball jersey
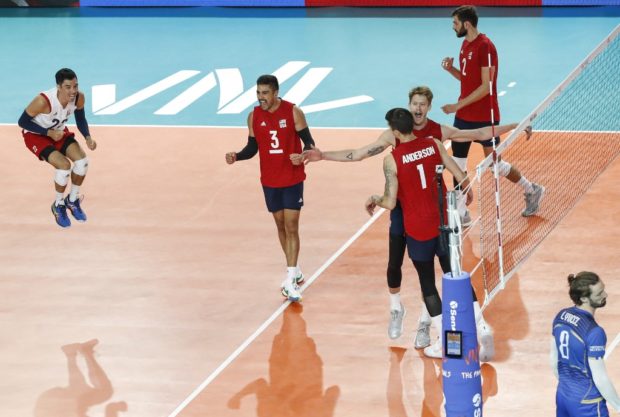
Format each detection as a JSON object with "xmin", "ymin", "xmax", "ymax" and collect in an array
[
  {"xmin": 413, "ymin": 118, "xmax": 443, "ymax": 140},
  {"xmin": 455, "ymin": 34, "xmax": 500, "ymax": 123},
  {"xmin": 252, "ymin": 100, "xmax": 306, "ymax": 188},
  {"xmin": 393, "ymin": 138, "xmax": 447, "ymax": 241},
  {"xmin": 395, "ymin": 118, "xmax": 443, "ymax": 147}
]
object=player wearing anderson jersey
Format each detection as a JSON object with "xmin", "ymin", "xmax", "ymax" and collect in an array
[
  {"xmin": 226, "ymin": 74, "xmax": 315, "ymax": 303},
  {"xmin": 295, "ymin": 87, "xmax": 504, "ymax": 360},
  {"xmin": 365, "ymin": 108, "xmax": 474, "ymax": 359},
  {"xmin": 441, "ymin": 5, "xmax": 544, "ymax": 221},
  {"xmin": 18, "ymin": 68, "xmax": 97, "ymax": 228},
  {"xmin": 551, "ymin": 271, "xmax": 620, "ymax": 417}
]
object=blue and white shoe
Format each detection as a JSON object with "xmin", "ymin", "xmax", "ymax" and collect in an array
[
  {"xmin": 51, "ymin": 202, "xmax": 71, "ymax": 228},
  {"xmin": 294, "ymin": 271, "xmax": 305, "ymax": 285},
  {"xmin": 281, "ymin": 278, "xmax": 302, "ymax": 302},
  {"xmin": 64, "ymin": 195, "xmax": 87, "ymax": 222}
]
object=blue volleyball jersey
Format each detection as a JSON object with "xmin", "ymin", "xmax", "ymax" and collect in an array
[{"xmin": 552, "ymin": 306, "xmax": 607, "ymax": 403}]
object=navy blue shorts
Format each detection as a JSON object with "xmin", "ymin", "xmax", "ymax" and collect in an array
[
  {"xmin": 262, "ymin": 182, "xmax": 304, "ymax": 213},
  {"xmin": 389, "ymin": 200, "xmax": 405, "ymax": 236},
  {"xmin": 452, "ymin": 117, "xmax": 500, "ymax": 158},
  {"xmin": 406, "ymin": 235, "xmax": 446, "ymax": 262},
  {"xmin": 556, "ymin": 392, "xmax": 608, "ymax": 417}
]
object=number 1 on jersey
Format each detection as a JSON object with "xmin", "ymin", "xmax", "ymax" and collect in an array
[
  {"xmin": 417, "ymin": 164, "xmax": 427, "ymax": 189},
  {"xmin": 268, "ymin": 130, "xmax": 283, "ymax": 154}
]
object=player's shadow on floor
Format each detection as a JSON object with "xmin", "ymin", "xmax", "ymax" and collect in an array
[
  {"xmin": 228, "ymin": 303, "xmax": 340, "ymax": 417},
  {"xmin": 34, "ymin": 339, "xmax": 127, "ymax": 417}
]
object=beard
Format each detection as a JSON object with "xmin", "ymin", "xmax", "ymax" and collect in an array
[
  {"xmin": 591, "ymin": 298, "xmax": 607, "ymax": 308},
  {"xmin": 456, "ymin": 27, "xmax": 467, "ymax": 38}
]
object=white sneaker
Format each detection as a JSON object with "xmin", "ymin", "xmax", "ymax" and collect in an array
[
  {"xmin": 281, "ymin": 278, "xmax": 302, "ymax": 302},
  {"xmin": 423, "ymin": 337, "xmax": 442, "ymax": 359},
  {"xmin": 478, "ymin": 321, "xmax": 495, "ymax": 362},
  {"xmin": 388, "ymin": 304, "xmax": 406, "ymax": 339},
  {"xmin": 414, "ymin": 320, "xmax": 431, "ymax": 349},
  {"xmin": 294, "ymin": 271, "xmax": 305, "ymax": 285},
  {"xmin": 522, "ymin": 183, "xmax": 545, "ymax": 217}
]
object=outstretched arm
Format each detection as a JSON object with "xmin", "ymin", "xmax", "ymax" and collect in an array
[
  {"xmin": 299, "ymin": 129, "xmax": 395, "ymax": 164},
  {"xmin": 365, "ymin": 154, "xmax": 398, "ymax": 215},
  {"xmin": 441, "ymin": 122, "xmax": 517, "ymax": 143},
  {"xmin": 589, "ymin": 357, "xmax": 620, "ymax": 412}
]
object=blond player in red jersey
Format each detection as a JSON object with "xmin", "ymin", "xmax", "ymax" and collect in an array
[
  {"xmin": 365, "ymin": 108, "xmax": 475, "ymax": 358},
  {"xmin": 226, "ymin": 75, "xmax": 316, "ymax": 302},
  {"xmin": 442, "ymin": 5, "xmax": 544, "ymax": 221}
]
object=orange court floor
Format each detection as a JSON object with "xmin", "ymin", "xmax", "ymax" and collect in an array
[{"xmin": 0, "ymin": 124, "xmax": 618, "ymax": 417}]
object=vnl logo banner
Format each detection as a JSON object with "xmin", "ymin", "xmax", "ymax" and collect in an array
[{"xmin": 91, "ymin": 61, "xmax": 373, "ymax": 117}]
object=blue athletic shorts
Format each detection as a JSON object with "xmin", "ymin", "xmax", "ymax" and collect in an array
[
  {"xmin": 556, "ymin": 392, "xmax": 609, "ymax": 417},
  {"xmin": 405, "ymin": 235, "xmax": 446, "ymax": 262},
  {"xmin": 389, "ymin": 200, "xmax": 405, "ymax": 236},
  {"xmin": 262, "ymin": 182, "xmax": 304, "ymax": 213}
]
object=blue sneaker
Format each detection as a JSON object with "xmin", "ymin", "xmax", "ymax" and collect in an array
[
  {"xmin": 64, "ymin": 195, "xmax": 87, "ymax": 222},
  {"xmin": 51, "ymin": 202, "xmax": 71, "ymax": 228}
]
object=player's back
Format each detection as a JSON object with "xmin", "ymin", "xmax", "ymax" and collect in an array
[
  {"xmin": 392, "ymin": 137, "xmax": 445, "ymax": 241},
  {"xmin": 552, "ymin": 306, "xmax": 606, "ymax": 402}
]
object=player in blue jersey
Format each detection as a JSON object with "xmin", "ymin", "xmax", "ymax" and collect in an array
[{"xmin": 551, "ymin": 271, "xmax": 620, "ymax": 416}]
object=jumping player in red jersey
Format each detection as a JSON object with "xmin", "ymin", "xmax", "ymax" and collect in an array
[
  {"xmin": 294, "ymin": 87, "xmax": 504, "ymax": 360},
  {"xmin": 441, "ymin": 5, "xmax": 544, "ymax": 221},
  {"xmin": 226, "ymin": 75, "xmax": 316, "ymax": 302},
  {"xmin": 18, "ymin": 68, "xmax": 97, "ymax": 228},
  {"xmin": 365, "ymin": 108, "xmax": 474, "ymax": 358}
]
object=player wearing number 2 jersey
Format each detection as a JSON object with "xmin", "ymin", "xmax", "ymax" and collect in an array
[
  {"xmin": 441, "ymin": 5, "xmax": 544, "ymax": 222},
  {"xmin": 225, "ymin": 75, "xmax": 315, "ymax": 302},
  {"xmin": 551, "ymin": 271, "xmax": 620, "ymax": 417},
  {"xmin": 18, "ymin": 68, "xmax": 97, "ymax": 228}
]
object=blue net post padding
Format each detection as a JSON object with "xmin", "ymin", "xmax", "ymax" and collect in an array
[{"xmin": 442, "ymin": 271, "xmax": 483, "ymax": 417}]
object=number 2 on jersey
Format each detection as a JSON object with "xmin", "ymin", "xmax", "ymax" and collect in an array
[
  {"xmin": 461, "ymin": 58, "xmax": 467, "ymax": 77},
  {"xmin": 268, "ymin": 130, "xmax": 284, "ymax": 155}
]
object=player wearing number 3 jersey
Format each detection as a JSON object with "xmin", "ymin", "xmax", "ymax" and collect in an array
[
  {"xmin": 551, "ymin": 271, "xmax": 620, "ymax": 417},
  {"xmin": 225, "ymin": 75, "xmax": 316, "ymax": 303}
]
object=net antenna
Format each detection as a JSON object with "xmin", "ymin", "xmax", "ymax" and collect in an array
[{"xmin": 436, "ymin": 165, "xmax": 463, "ymax": 277}]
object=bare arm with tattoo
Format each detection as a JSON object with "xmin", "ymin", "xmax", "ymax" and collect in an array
[
  {"xmin": 292, "ymin": 129, "xmax": 395, "ymax": 165},
  {"xmin": 365, "ymin": 154, "xmax": 398, "ymax": 215}
]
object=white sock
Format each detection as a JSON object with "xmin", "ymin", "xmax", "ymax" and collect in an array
[
  {"xmin": 419, "ymin": 302, "xmax": 431, "ymax": 324},
  {"xmin": 518, "ymin": 176, "xmax": 534, "ymax": 194},
  {"xmin": 286, "ymin": 267, "xmax": 296, "ymax": 280},
  {"xmin": 295, "ymin": 265, "xmax": 302, "ymax": 276},
  {"xmin": 69, "ymin": 185, "xmax": 80, "ymax": 202},
  {"xmin": 55, "ymin": 192, "xmax": 64, "ymax": 206},
  {"xmin": 389, "ymin": 293, "xmax": 401, "ymax": 311}
]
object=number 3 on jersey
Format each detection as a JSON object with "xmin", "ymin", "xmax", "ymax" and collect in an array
[{"xmin": 268, "ymin": 130, "xmax": 283, "ymax": 155}]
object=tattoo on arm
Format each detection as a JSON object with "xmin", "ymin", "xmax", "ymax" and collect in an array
[
  {"xmin": 384, "ymin": 167, "xmax": 395, "ymax": 199},
  {"xmin": 368, "ymin": 145, "xmax": 387, "ymax": 157}
]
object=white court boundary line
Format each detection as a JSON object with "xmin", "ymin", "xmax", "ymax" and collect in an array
[
  {"xmin": 166, "ymin": 208, "xmax": 386, "ymax": 417},
  {"xmin": 605, "ymin": 332, "xmax": 620, "ymax": 361}
]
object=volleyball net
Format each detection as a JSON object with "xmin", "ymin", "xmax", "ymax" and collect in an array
[{"xmin": 467, "ymin": 24, "xmax": 620, "ymax": 304}]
